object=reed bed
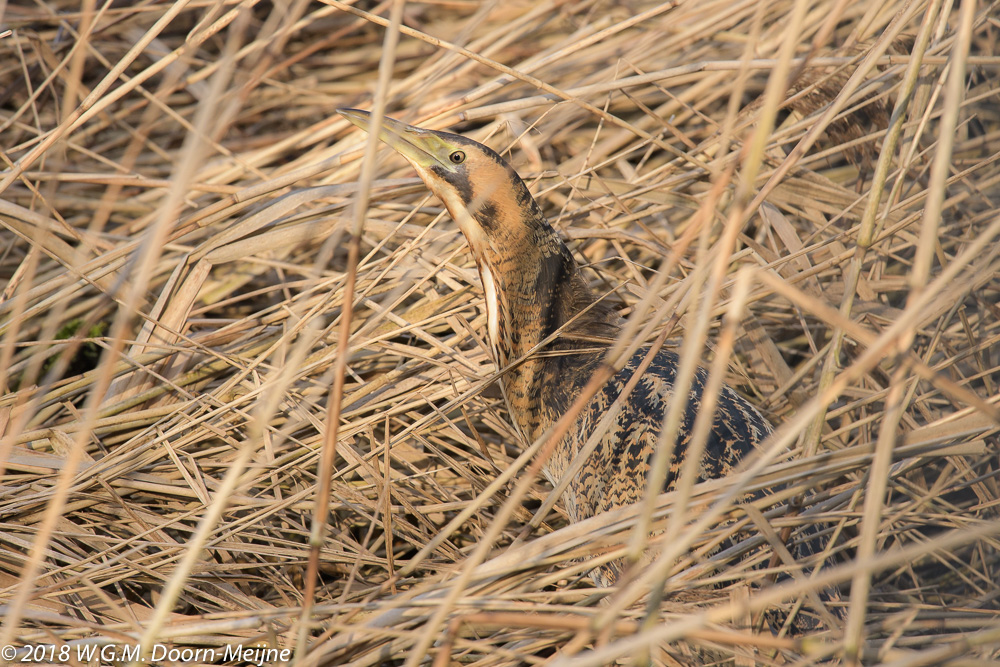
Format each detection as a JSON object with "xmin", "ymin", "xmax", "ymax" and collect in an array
[{"xmin": 1, "ymin": 0, "xmax": 999, "ymax": 665}]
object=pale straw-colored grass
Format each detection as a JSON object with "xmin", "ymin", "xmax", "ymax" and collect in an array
[{"xmin": 1, "ymin": 1, "xmax": 999, "ymax": 665}]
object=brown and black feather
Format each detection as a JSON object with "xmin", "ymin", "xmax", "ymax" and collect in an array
[
  {"xmin": 412, "ymin": 130, "xmax": 774, "ymax": 525},
  {"xmin": 338, "ymin": 110, "xmax": 786, "ymax": 585}
]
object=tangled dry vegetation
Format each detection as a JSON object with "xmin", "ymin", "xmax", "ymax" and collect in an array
[{"xmin": 2, "ymin": 0, "xmax": 999, "ymax": 665}]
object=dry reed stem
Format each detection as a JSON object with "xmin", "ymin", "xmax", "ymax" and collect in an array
[{"xmin": 1, "ymin": 1, "xmax": 999, "ymax": 665}]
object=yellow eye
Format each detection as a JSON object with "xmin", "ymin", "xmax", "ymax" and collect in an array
[{"xmin": 449, "ymin": 151, "xmax": 466, "ymax": 164}]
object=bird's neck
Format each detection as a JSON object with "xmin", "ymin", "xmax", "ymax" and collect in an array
[
  {"xmin": 479, "ymin": 240, "xmax": 580, "ymax": 361},
  {"xmin": 474, "ymin": 218, "xmax": 618, "ymax": 443}
]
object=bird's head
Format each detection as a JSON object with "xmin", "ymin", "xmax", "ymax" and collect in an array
[
  {"xmin": 337, "ymin": 108, "xmax": 548, "ymax": 260},
  {"xmin": 338, "ymin": 109, "xmax": 601, "ymax": 365}
]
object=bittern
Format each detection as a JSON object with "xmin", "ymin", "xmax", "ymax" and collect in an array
[{"xmin": 338, "ymin": 109, "xmax": 772, "ymax": 582}]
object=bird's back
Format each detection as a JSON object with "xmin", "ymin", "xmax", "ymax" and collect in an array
[{"xmin": 541, "ymin": 347, "xmax": 772, "ymax": 525}]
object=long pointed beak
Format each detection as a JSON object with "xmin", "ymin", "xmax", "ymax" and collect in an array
[{"xmin": 337, "ymin": 108, "xmax": 447, "ymax": 170}]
